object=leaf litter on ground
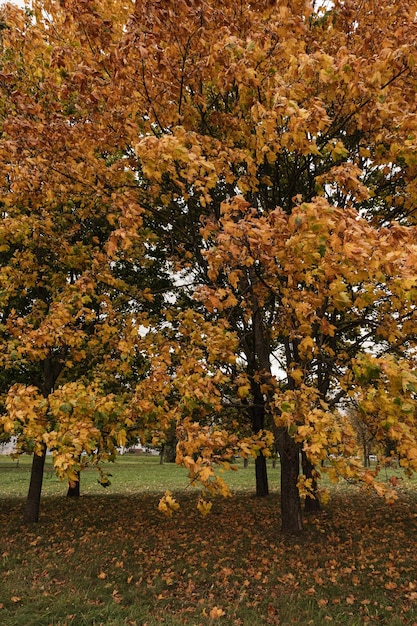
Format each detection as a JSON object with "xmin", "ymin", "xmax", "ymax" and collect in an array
[{"xmin": 1, "ymin": 485, "xmax": 417, "ymax": 625}]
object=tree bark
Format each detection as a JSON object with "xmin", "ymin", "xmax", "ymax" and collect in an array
[
  {"xmin": 23, "ymin": 446, "xmax": 47, "ymax": 523},
  {"xmin": 163, "ymin": 442, "xmax": 177, "ymax": 463},
  {"xmin": 250, "ymin": 380, "xmax": 269, "ymax": 497},
  {"xmin": 67, "ymin": 482, "xmax": 80, "ymax": 497},
  {"xmin": 255, "ymin": 454, "xmax": 269, "ymax": 497},
  {"xmin": 23, "ymin": 355, "xmax": 63, "ymax": 523},
  {"xmin": 162, "ymin": 421, "xmax": 177, "ymax": 463},
  {"xmin": 301, "ymin": 450, "xmax": 321, "ymax": 513},
  {"xmin": 277, "ymin": 428, "xmax": 303, "ymax": 534},
  {"xmin": 250, "ymin": 282, "xmax": 302, "ymax": 527},
  {"xmin": 67, "ymin": 472, "xmax": 80, "ymax": 498}
]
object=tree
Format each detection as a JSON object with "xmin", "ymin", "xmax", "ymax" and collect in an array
[
  {"xmin": 119, "ymin": 0, "xmax": 417, "ymax": 532},
  {"xmin": 0, "ymin": 1, "xmax": 162, "ymax": 521},
  {"xmin": 2, "ymin": 0, "xmax": 417, "ymax": 535}
]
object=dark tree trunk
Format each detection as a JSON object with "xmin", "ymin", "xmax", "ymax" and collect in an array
[
  {"xmin": 250, "ymin": 383, "xmax": 269, "ymax": 497},
  {"xmin": 23, "ymin": 355, "xmax": 63, "ymax": 523},
  {"xmin": 162, "ymin": 420, "xmax": 178, "ymax": 463},
  {"xmin": 163, "ymin": 443, "xmax": 177, "ymax": 463},
  {"xmin": 277, "ymin": 428, "xmax": 303, "ymax": 534},
  {"xmin": 301, "ymin": 450, "xmax": 321, "ymax": 513},
  {"xmin": 363, "ymin": 441, "xmax": 370, "ymax": 468},
  {"xmin": 23, "ymin": 446, "xmax": 47, "ymax": 523},
  {"xmin": 67, "ymin": 456, "xmax": 81, "ymax": 497},
  {"xmin": 67, "ymin": 473, "xmax": 80, "ymax": 498},
  {"xmin": 255, "ymin": 454, "xmax": 269, "ymax": 497},
  {"xmin": 243, "ymin": 457, "xmax": 249, "ymax": 469}
]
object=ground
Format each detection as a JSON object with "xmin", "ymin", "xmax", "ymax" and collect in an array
[{"xmin": 1, "ymin": 455, "xmax": 416, "ymax": 625}]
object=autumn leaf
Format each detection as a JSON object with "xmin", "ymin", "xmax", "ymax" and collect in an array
[
  {"xmin": 158, "ymin": 491, "xmax": 180, "ymax": 517},
  {"xmin": 197, "ymin": 498, "xmax": 213, "ymax": 518},
  {"xmin": 209, "ymin": 607, "xmax": 226, "ymax": 619}
]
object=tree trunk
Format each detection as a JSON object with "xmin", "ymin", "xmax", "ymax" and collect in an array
[
  {"xmin": 162, "ymin": 421, "xmax": 178, "ymax": 463},
  {"xmin": 255, "ymin": 454, "xmax": 269, "ymax": 497},
  {"xmin": 67, "ymin": 456, "xmax": 81, "ymax": 497},
  {"xmin": 163, "ymin": 442, "xmax": 177, "ymax": 463},
  {"xmin": 277, "ymin": 428, "xmax": 303, "ymax": 534},
  {"xmin": 23, "ymin": 446, "xmax": 47, "ymax": 523},
  {"xmin": 250, "ymin": 382, "xmax": 269, "ymax": 497},
  {"xmin": 301, "ymin": 450, "xmax": 321, "ymax": 513},
  {"xmin": 363, "ymin": 440, "xmax": 370, "ymax": 468},
  {"xmin": 67, "ymin": 473, "xmax": 80, "ymax": 498},
  {"xmin": 23, "ymin": 355, "xmax": 63, "ymax": 523}
]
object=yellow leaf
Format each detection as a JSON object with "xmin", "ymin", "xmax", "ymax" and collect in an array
[
  {"xmin": 158, "ymin": 491, "xmax": 180, "ymax": 517},
  {"xmin": 385, "ymin": 581, "xmax": 398, "ymax": 590},
  {"xmin": 199, "ymin": 466, "xmax": 213, "ymax": 483},
  {"xmin": 237, "ymin": 384, "xmax": 250, "ymax": 398},
  {"xmin": 209, "ymin": 606, "xmax": 225, "ymax": 619},
  {"xmin": 290, "ymin": 368, "xmax": 304, "ymax": 384},
  {"xmin": 197, "ymin": 498, "xmax": 213, "ymax": 517},
  {"xmin": 298, "ymin": 336, "xmax": 314, "ymax": 359},
  {"xmin": 117, "ymin": 429, "xmax": 127, "ymax": 447}
]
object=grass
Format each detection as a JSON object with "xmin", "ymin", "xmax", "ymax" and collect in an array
[
  {"xmin": 0, "ymin": 453, "xmax": 283, "ymax": 498},
  {"xmin": 1, "ymin": 454, "xmax": 417, "ymax": 625}
]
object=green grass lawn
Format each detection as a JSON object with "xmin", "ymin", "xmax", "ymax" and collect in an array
[
  {"xmin": 0, "ymin": 453, "xmax": 283, "ymax": 498},
  {"xmin": 1, "ymin": 454, "xmax": 417, "ymax": 626}
]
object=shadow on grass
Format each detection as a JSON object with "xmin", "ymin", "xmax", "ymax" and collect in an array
[{"xmin": 1, "ymin": 488, "xmax": 417, "ymax": 625}]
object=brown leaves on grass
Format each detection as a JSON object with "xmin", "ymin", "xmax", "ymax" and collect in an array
[{"xmin": 1, "ymin": 489, "xmax": 417, "ymax": 624}]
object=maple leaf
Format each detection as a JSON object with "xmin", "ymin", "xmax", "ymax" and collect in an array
[
  {"xmin": 197, "ymin": 498, "xmax": 213, "ymax": 518},
  {"xmin": 158, "ymin": 491, "xmax": 180, "ymax": 517},
  {"xmin": 208, "ymin": 607, "xmax": 226, "ymax": 619}
]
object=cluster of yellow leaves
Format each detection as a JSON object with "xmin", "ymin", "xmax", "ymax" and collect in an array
[
  {"xmin": 158, "ymin": 491, "xmax": 180, "ymax": 518},
  {"xmin": 352, "ymin": 355, "xmax": 417, "ymax": 474},
  {"xmin": 3, "ymin": 382, "xmax": 128, "ymax": 482},
  {"xmin": 120, "ymin": 0, "xmax": 417, "ymax": 215},
  {"xmin": 0, "ymin": 1, "xmax": 159, "ymax": 490},
  {"xmin": 3, "ymin": 385, "xmax": 48, "ymax": 456},
  {"xmin": 275, "ymin": 385, "xmax": 354, "ymax": 462},
  {"xmin": 175, "ymin": 420, "xmax": 275, "ymax": 503},
  {"xmin": 197, "ymin": 194, "xmax": 417, "ymax": 495},
  {"xmin": 204, "ymin": 197, "xmax": 417, "ymax": 332}
]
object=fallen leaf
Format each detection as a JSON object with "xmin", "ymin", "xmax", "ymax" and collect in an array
[
  {"xmin": 209, "ymin": 606, "xmax": 226, "ymax": 619},
  {"xmin": 385, "ymin": 581, "xmax": 397, "ymax": 590}
]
